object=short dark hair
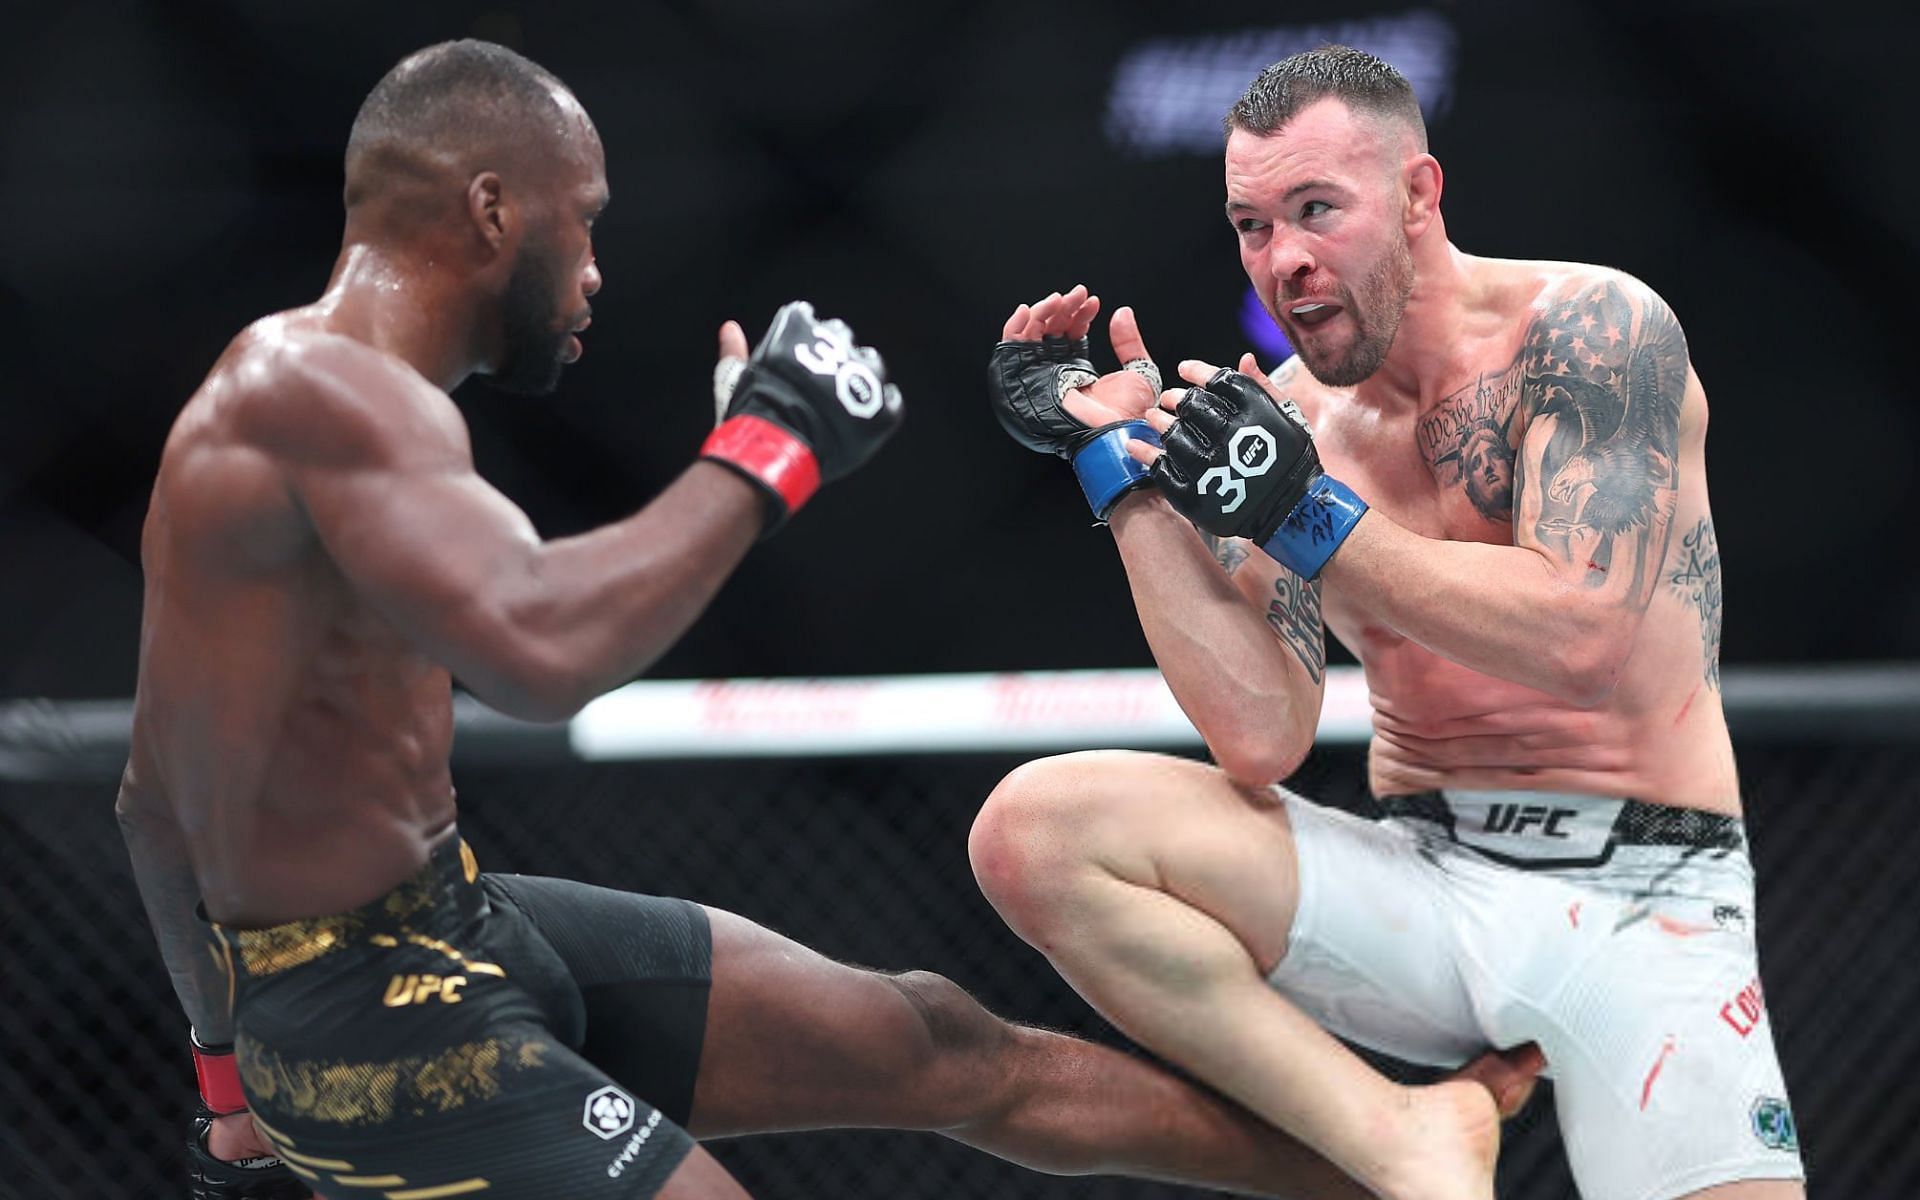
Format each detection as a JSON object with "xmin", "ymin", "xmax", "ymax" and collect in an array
[
  {"xmin": 1223, "ymin": 45, "xmax": 1425, "ymax": 150},
  {"xmin": 345, "ymin": 40, "xmax": 578, "ymax": 206}
]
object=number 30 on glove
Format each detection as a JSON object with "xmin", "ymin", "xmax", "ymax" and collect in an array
[
  {"xmin": 1151, "ymin": 368, "xmax": 1368, "ymax": 580},
  {"xmin": 704, "ymin": 301, "xmax": 904, "ymax": 533}
]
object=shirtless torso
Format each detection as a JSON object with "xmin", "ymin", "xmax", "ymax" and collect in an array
[
  {"xmin": 130, "ymin": 41, "xmax": 1478, "ymax": 1200},
  {"xmin": 979, "ymin": 260, "xmax": 1782, "ymax": 1200},
  {"xmin": 973, "ymin": 54, "xmax": 1798, "ymax": 1200},
  {"xmin": 1269, "ymin": 256, "xmax": 1733, "ymax": 809},
  {"xmin": 125, "ymin": 312, "xmax": 465, "ymax": 927}
]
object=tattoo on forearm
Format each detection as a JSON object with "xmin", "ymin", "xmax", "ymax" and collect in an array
[
  {"xmin": 1666, "ymin": 517, "xmax": 1723, "ymax": 689},
  {"xmin": 1520, "ymin": 279, "xmax": 1685, "ymax": 605},
  {"xmin": 1202, "ymin": 533, "xmax": 1251, "ymax": 577},
  {"xmin": 1266, "ymin": 573, "xmax": 1325, "ymax": 684}
]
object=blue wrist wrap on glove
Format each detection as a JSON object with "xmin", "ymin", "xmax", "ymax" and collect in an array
[
  {"xmin": 1259, "ymin": 475, "xmax": 1369, "ymax": 580},
  {"xmin": 1071, "ymin": 421, "xmax": 1161, "ymax": 521}
]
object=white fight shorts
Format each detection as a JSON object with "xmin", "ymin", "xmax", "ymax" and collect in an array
[{"xmin": 1267, "ymin": 789, "xmax": 1805, "ymax": 1200}]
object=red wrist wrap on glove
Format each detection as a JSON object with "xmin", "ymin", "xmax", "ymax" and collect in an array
[
  {"xmin": 192, "ymin": 1034, "xmax": 249, "ymax": 1116},
  {"xmin": 702, "ymin": 415, "xmax": 820, "ymax": 518}
]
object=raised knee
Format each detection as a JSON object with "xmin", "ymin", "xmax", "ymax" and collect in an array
[{"xmin": 968, "ymin": 754, "xmax": 1105, "ymax": 915}]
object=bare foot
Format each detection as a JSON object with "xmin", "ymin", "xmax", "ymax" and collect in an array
[
  {"xmin": 1452, "ymin": 1042, "xmax": 1545, "ymax": 1119},
  {"xmin": 1364, "ymin": 1079, "xmax": 1502, "ymax": 1200}
]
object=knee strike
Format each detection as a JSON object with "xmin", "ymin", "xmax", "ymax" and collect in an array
[{"xmin": 969, "ymin": 755, "xmax": 1097, "ymax": 916}]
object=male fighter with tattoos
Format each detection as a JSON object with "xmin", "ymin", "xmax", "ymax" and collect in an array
[
  {"xmin": 979, "ymin": 45, "xmax": 1796, "ymax": 1200},
  {"xmin": 123, "ymin": 38, "xmax": 1528, "ymax": 1200}
]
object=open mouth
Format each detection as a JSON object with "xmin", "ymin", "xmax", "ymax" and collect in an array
[{"xmin": 1288, "ymin": 301, "xmax": 1343, "ymax": 330}]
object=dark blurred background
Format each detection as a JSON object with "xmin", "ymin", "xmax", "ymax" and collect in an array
[
  {"xmin": 3, "ymin": 0, "xmax": 1918, "ymax": 696},
  {"xmin": 4, "ymin": 1, "xmax": 1919, "ymax": 1198}
]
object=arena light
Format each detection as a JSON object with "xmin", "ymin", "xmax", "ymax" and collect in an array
[{"xmin": 1103, "ymin": 9, "xmax": 1458, "ymax": 157}]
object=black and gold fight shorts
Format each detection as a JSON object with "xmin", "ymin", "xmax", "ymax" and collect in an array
[{"xmin": 211, "ymin": 834, "xmax": 709, "ymax": 1198}]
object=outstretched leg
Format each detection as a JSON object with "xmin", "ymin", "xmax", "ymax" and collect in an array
[
  {"xmin": 686, "ymin": 906, "xmax": 1368, "ymax": 1199},
  {"xmin": 969, "ymin": 750, "xmax": 1507, "ymax": 1200}
]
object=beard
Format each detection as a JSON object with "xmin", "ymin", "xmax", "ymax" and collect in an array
[
  {"xmin": 1282, "ymin": 233, "xmax": 1415, "ymax": 388},
  {"xmin": 488, "ymin": 237, "xmax": 573, "ymax": 397}
]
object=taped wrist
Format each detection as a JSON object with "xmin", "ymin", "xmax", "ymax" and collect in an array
[
  {"xmin": 701, "ymin": 414, "xmax": 822, "ymax": 531},
  {"xmin": 189, "ymin": 1113, "xmax": 307, "ymax": 1200},
  {"xmin": 1258, "ymin": 475, "xmax": 1369, "ymax": 580},
  {"xmin": 1071, "ymin": 421, "xmax": 1161, "ymax": 521},
  {"xmin": 191, "ymin": 1028, "xmax": 248, "ymax": 1116}
]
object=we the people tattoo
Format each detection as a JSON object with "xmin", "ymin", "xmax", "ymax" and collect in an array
[
  {"xmin": 1267, "ymin": 573, "xmax": 1326, "ymax": 684},
  {"xmin": 1521, "ymin": 279, "xmax": 1685, "ymax": 605},
  {"xmin": 1417, "ymin": 359, "xmax": 1526, "ymax": 522},
  {"xmin": 1667, "ymin": 517, "xmax": 1724, "ymax": 689}
]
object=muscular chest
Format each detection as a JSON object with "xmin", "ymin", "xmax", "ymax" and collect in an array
[
  {"xmin": 1297, "ymin": 357, "xmax": 1530, "ymax": 668},
  {"xmin": 1313, "ymin": 357, "xmax": 1531, "ymax": 548}
]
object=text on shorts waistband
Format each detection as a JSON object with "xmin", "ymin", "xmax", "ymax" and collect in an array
[
  {"xmin": 210, "ymin": 833, "xmax": 484, "ymax": 979},
  {"xmin": 1374, "ymin": 791, "xmax": 1744, "ymax": 869}
]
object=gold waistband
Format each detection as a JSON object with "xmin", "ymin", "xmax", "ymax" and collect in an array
[{"xmin": 214, "ymin": 837, "xmax": 479, "ymax": 979}]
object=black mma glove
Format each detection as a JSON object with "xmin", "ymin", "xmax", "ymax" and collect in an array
[
  {"xmin": 187, "ymin": 1033, "xmax": 309, "ymax": 1199},
  {"xmin": 703, "ymin": 301, "xmax": 903, "ymax": 533},
  {"xmin": 1152, "ymin": 368, "xmax": 1369, "ymax": 580},
  {"xmin": 987, "ymin": 334, "xmax": 1163, "ymax": 520},
  {"xmin": 188, "ymin": 1105, "xmax": 312, "ymax": 1200}
]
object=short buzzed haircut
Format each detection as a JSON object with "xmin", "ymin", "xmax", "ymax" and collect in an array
[
  {"xmin": 1223, "ymin": 45, "xmax": 1426, "ymax": 151},
  {"xmin": 344, "ymin": 39, "xmax": 576, "ymax": 207}
]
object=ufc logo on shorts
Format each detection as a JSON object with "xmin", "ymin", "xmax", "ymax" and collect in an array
[
  {"xmin": 1481, "ymin": 803, "xmax": 1577, "ymax": 838},
  {"xmin": 381, "ymin": 973, "xmax": 468, "ymax": 1007},
  {"xmin": 792, "ymin": 324, "xmax": 883, "ymax": 419},
  {"xmin": 1197, "ymin": 427, "xmax": 1279, "ymax": 514}
]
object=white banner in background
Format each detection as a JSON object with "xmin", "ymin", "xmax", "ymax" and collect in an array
[{"xmin": 569, "ymin": 667, "xmax": 1373, "ymax": 759}]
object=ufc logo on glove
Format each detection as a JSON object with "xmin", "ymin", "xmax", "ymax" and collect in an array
[{"xmin": 1198, "ymin": 427, "xmax": 1281, "ymax": 514}]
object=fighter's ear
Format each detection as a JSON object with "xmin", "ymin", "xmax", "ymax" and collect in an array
[
  {"xmin": 1404, "ymin": 153, "xmax": 1442, "ymax": 237},
  {"xmin": 467, "ymin": 172, "xmax": 508, "ymax": 248}
]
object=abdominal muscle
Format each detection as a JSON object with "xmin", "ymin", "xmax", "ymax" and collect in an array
[{"xmin": 1349, "ymin": 624, "xmax": 1741, "ymax": 814}]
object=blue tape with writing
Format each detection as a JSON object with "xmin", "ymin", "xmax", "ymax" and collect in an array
[{"xmin": 1259, "ymin": 475, "xmax": 1368, "ymax": 579}]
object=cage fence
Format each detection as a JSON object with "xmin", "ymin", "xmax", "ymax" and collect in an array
[{"xmin": 2, "ymin": 666, "xmax": 1916, "ymax": 1200}]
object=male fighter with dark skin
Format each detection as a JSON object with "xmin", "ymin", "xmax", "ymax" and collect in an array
[
  {"xmin": 116, "ymin": 40, "xmax": 1537, "ymax": 1200},
  {"xmin": 975, "ymin": 49, "xmax": 1795, "ymax": 1200}
]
